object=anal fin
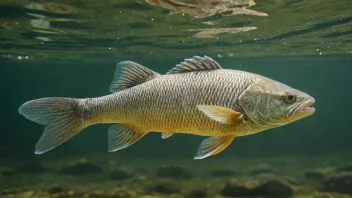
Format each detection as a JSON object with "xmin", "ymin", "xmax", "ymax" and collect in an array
[
  {"xmin": 194, "ymin": 135, "xmax": 235, "ymax": 160},
  {"xmin": 108, "ymin": 124, "xmax": 146, "ymax": 152}
]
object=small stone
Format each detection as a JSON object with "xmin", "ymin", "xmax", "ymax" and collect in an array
[
  {"xmin": 109, "ymin": 168, "xmax": 134, "ymax": 180},
  {"xmin": 48, "ymin": 186, "xmax": 64, "ymax": 194},
  {"xmin": 220, "ymin": 176, "xmax": 293, "ymax": 197},
  {"xmin": 209, "ymin": 169, "xmax": 236, "ymax": 177},
  {"xmin": 59, "ymin": 159, "xmax": 102, "ymax": 175},
  {"xmin": 286, "ymin": 177, "xmax": 298, "ymax": 185},
  {"xmin": 149, "ymin": 182, "xmax": 180, "ymax": 194},
  {"xmin": 116, "ymin": 189, "xmax": 136, "ymax": 198},
  {"xmin": 156, "ymin": 165, "xmax": 193, "ymax": 179},
  {"xmin": 67, "ymin": 190, "xmax": 76, "ymax": 196},
  {"xmin": 16, "ymin": 163, "xmax": 46, "ymax": 173},
  {"xmin": 138, "ymin": 175, "xmax": 147, "ymax": 181},
  {"xmin": 21, "ymin": 191, "xmax": 34, "ymax": 197},
  {"xmin": 185, "ymin": 189, "xmax": 209, "ymax": 198},
  {"xmin": 323, "ymin": 172, "xmax": 352, "ymax": 195},
  {"xmin": 304, "ymin": 170, "xmax": 325, "ymax": 180},
  {"xmin": 89, "ymin": 190, "xmax": 110, "ymax": 198},
  {"xmin": 139, "ymin": 196, "xmax": 160, "ymax": 198},
  {"xmin": 260, "ymin": 179, "xmax": 294, "ymax": 196},
  {"xmin": 89, "ymin": 189, "xmax": 136, "ymax": 198},
  {"xmin": 336, "ymin": 164, "xmax": 352, "ymax": 172}
]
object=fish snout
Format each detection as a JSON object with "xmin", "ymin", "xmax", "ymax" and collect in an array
[{"xmin": 295, "ymin": 97, "xmax": 315, "ymax": 117}]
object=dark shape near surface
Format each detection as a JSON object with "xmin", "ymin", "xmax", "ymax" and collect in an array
[
  {"xmin": 185, "ymin": 27, "xmax": 257, "ymax": 38},
  {"xmin": 220, "ymin": 177, "xmax": 294, "ymax": 197},
  {"xmin": 59, "ymin": 160, "xmax": 102, "ymax": 175},
  {"xmin": 146, "ymin": 0, "xmax": 268, "ymax": 18},
  {"xmin": 323, "ymin": 172, "xmax": 352, "ymax": 195},
  {"xmin": 109, "ymin": 168, "xmax": 134, "ymax": 180},
  {"xmin": 157, "ymin": 165, "xmax": 193, "ymax": 179}
]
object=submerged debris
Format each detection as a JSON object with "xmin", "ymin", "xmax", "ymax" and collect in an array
[
  {"xmin": 201, "ymin": 21, "xmax": 216, "ymax": 25},
  {"xmin": 185, "ymin": 27, "xmax": 257, "ymax": 38},
  {"xmin": 146, "ymin": 0, "xmax": 268, "ymax": 18},
  {"xmin": 25, "ymin": 2, "xmax": 81, "ymax": 14},
  {"xmin": 220, "ymin": 176, "xmax": 294, "ymax": 197}
]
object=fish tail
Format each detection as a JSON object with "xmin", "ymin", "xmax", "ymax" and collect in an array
[{"xmin": 18, "ymin": 97, "xmax": 89, "ymax": 154}]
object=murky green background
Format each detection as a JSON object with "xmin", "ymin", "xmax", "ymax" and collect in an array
[
  {"xmin": 2, "ymin": 57, "xmax": 352, "ymax": 159},
  {"xmin": 1, "ymin": 0, "xmax": 352, "ymax": 197}
]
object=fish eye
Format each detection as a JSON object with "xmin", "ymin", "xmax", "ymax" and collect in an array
[{"xmin": 284, "ymin": 92, "xmax": 297, "ymax": 104}]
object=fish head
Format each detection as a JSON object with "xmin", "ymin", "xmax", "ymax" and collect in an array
[{"xmin": 239, "ymin": 76, "xmax": 315, "ymax": 128}]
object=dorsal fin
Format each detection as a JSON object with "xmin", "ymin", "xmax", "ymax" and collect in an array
[
  {"xmin": 110, "ymin": 61, "xmax": 160, "ymax": 93},
  {"xmin": 166, "ymin": 56, "xmax": 222, "ymax": 74}
]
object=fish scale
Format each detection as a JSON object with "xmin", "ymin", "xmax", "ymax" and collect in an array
[{"xmin": 91, "ymin": 69, "xmax": 256, "ymax": 136}]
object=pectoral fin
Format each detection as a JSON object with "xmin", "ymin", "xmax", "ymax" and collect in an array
[
  {"xmin": 161, "ymin": 132, "xmax": 174, "ymax": 139},
  {"xmin": 194, "ymin": 135, "xmax": 235, "ymax": 160},
  {"xmin": 197, "ymin": 105, "xmax": 243, "ymax": 125}
]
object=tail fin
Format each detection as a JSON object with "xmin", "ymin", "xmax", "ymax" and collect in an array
[{"xmin": 18, "ymin": 97, "xmax": 87, "ymax": 154}]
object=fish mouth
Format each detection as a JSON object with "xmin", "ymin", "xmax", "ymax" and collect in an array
[{"xmin": 293, "ymin": 98, "xmax": 315, "ymax": 117}]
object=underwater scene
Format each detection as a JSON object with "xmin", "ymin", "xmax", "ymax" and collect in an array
[{"xmin": 1, "ymin": 0, "xmax": 352, "ymax": 197}]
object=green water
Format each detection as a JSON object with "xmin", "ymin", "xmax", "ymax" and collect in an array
[{"xmin": 1, "ymin": 0, "xmax": 352, "ymax": 198}]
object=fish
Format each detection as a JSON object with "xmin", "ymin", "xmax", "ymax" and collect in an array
[{"xmin": 18, "ymin": 56, "xmax": 315, "ymax": 159}]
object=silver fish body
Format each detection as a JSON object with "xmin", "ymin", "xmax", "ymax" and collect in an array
[
  {"xmin": 88, "ymin": 69, "xmax": 259, "ymax": 136},
  {"xmin": 19, "ymin": 56, "xmax": 315, "ymax": 159}
]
